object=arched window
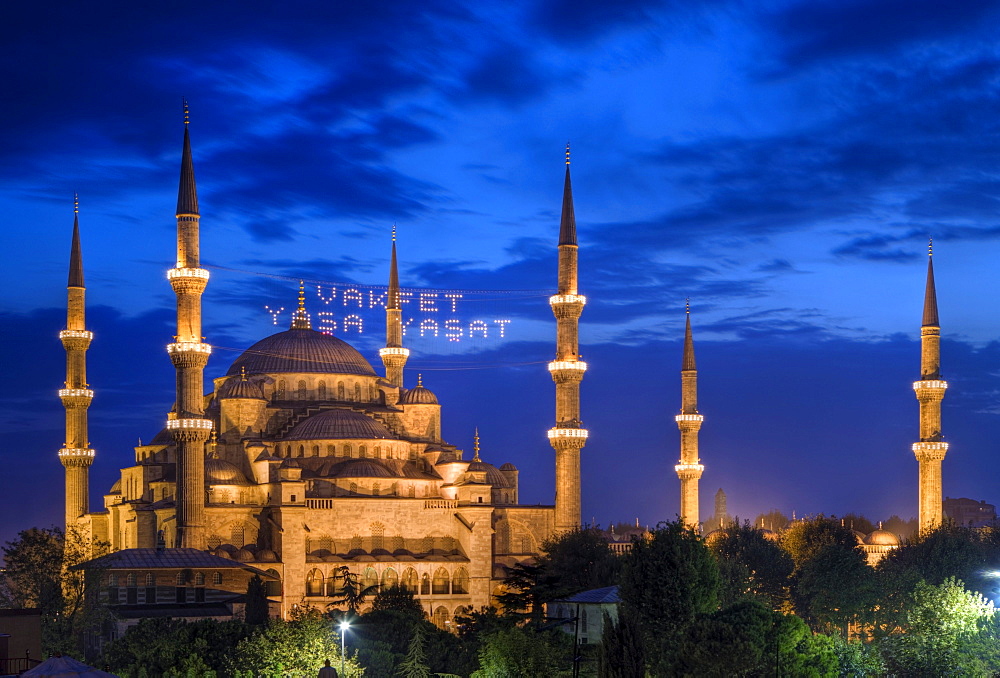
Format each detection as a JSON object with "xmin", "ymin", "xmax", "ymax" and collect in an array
[
  {"xmin": 212, "ymin": 572, "xmax": 222, "ymax": 586},
  {"xmin": 433, "ymin": 606, "xmax": 451, "ymax": 629},
  {"xmin": 362, "ymin": 567, "xmax": 379, "ymax": 591},
  {"xmin": 326, "ymin": 571, "xmax": 340, "ymax": 597},
  {"xmin": 337, "ymin": 381, "xmax": 345, "ymax": 399},
  {"xmin": 402, "ymin": 567, "xmax": 419, "ymax": 593},
  {"xmin": 277, "ymin": 380, "xmax": 286, "ymax": 398},
  {"xmin": 408, "ymin": 485, "xmax": 415, "ymax": 498},
  {"xmin": 319, "ymin": 536, "xmax": 333, "ymax": 552},
  {"xmin": 297, "ymin": 380, "xmax": 307, "ymax": 399},
  {"xmin": 581, "ymin": 608, "xmax": 589, "ymax": 632},
  {"xmin": 126, "ymin": 573, "xmax": 137, "ymax": 586},
  {"xmin": 421, "ymin": 573, "xmax": 431, "ymax": 595},
  {"xmin": 359, "ymin": 445, "xmax": 367, "ymax": 458},
  {"xmin": 372, "ymin": 483, "xmax": 380, "ymax": 496},
  {"xmin": 317, "ymin": 381, "xmax": 327, "ymax": 399},
  {"xmin": 145, "ymin": 573, "xmax": 155, "ymax": 586},
  {"xmin": 306, "ymin": 569, "xmax": 325, "ymax": 597},
  {"xmin": 345, "ymin": 443, "xmax": 353, "ymax": 457},
  {"xmin": 327, "ymin": 444, "xmax": 335, "ymax": 456},
  {"xmin": 231, "ymin": 524, "xmax": 245, "ymax": 548},
  {"xmin": 381, "ymin": 568, "xmax": 398, "ymax": 589},
  {"xmin": 432, "ymin": 568, "xmax": 450, "ymax": 595},
  {"xmin": 521, "ymin": 536, "xmax": 532, "ymax": 553},
  {"xmin": 195, "ymin": 572, "xmax": 205, "ymax": 586},
  {"xmin": 312, "ymin": 445, "xmax": 319, "ymax": 457},
  {"xmin": 373, "ymin": 446, "xmax": 381, "ymax": 459},
  {"xmin": 452, "ymin": 567, "xmax": 469, "ymax": 594},
  {"xmin": 354, "ymin": 383, "xmax": 361, "ymax": 401},
  {"xmin": 175, "ymin": 572, "xmax": 186, "ymax": 585},
  {"xmin": 371, "ymin": 522, "xmax": 385, "ymax": 550},
  {"xmin": 297, "ymin": 445, "xmax": 305, "ymax": 458}
]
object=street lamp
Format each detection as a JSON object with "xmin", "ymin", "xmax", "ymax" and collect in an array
[{"xmin": 340, "ymin": 620, "xmax": 350, "ymax": 677}]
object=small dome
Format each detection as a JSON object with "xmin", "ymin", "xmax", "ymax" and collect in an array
[
  {"xmin": 109, "ymin": 479, "xmax": 122, "ymax": 495},
  {"xmin": 703, "ymin": 529, "xmax": 724, "ymax": 545},
  {"xmin": 280, "ymin": 458, "xmax": 301, "ymax": 469},
  {"xmin": 852, "ymin": 530, "xmax": 867, "ymax": 545},
  {"xmin": 226, "ymin": 328, "xmax": 377, "ymax": 377},
  {"xmin": 401, "ymin": 385, "xmax": 438, "ymax": 405},
  {"xmin": 235, "ymin": 548, "xmax": 256, "ymax": 562},
  {"xmin": 865, "ymin": 529, "xmax": 900, "ymax": 546},
  {"xmin": 219, "ymin": 374, "xmax": 266, "ymax": 400},
  {"xmin": 467, "ymin": 460, "xmax": 514, "ymax": 488},
  {"xmin": 334, "ymin": 459, "xmax": 397, "ymax": 479},
  {"xmin": 256, "ymin": 548, "xmax": 278, "ymax": 562},
  {"xmin": 285, "ymin": 409, "xmax": 395, "ymax": 441},
  {"xmin": 205, "ymin": 458, "xmax": 251, "ymax": 486},
  {"xmin": 213, "ymin": 548, "xmax": 233, "ymax": 559},
  {"xmin": 500, "ymin": 463, "xmax": 517, "ymax": 471}
]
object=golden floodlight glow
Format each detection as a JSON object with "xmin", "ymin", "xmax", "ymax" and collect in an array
[
  {"xmin": 378, "ymin": 347, "xmax": 410, "ymax": 357},
  {"xmin": 167, "ymin": 418, "xmax": 214, "ymax": 430},
  {"xmin": 167, "ymin": 267, "xmax": 210, "ymax": 280},
  {"xmin": 547, "ymin": 428, "xmax": 589, "ymax": 439},
  {"xmin": 167, "ymin": 342, "xmax": 212, "ymax": 354},
  {"xmin": 674, "ymin": 463, "xmax": 705, "ymax": 473},
  {"xmin": 913, "ymin": 380, "xmax": 948, "ymax": 390},
  {"xmin": 912, "ymin": 441, "xmax": 949, "ymax": 452},
  {"xmin": 58, "ymin": 388, "xmax": 94, "ymax": 398},
  {"xmin": 674, "ymin": 414, "xmax": 704, "ymax": 422},
  {"xmin": 549, "ymin": 294, "xmax": 587, "ymax": 305},
  {"xmin": 59, "ymin": 330, "xmax": 94, "ymax": 340},
  {"xmin": 547, "ymin": 361, "xmax": 587, "ymax": 372}
]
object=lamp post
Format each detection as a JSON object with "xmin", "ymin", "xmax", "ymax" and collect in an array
[{"xmin": 339, "ymin": 620, "xmax": 349, "ymax": 677}]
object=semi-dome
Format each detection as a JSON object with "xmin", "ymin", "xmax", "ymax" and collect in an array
[
  {"xmin": 334, "ymin": 459, "xmax": 397, "ymax": 479},
  {"xmin": 865, "ymin": 529, "xmax": 900, "ymax": 546},
  {"xmin": 205, "ymin": 458, "xmax": 251, "ymax": 485},
  {"xmin": 218, "ymin": 374, "xmax": 266, "ymax": 399},
  {"xmin": 285, "ymin": 409, "xmax": 395, "ymax": 440},
  {"xmin": 401, "ymin": 385, "xmax": 438, "ymax": 405},
  {"xmin": 226, "ymin": 328, "xmax": 377, "ymax": 377}
]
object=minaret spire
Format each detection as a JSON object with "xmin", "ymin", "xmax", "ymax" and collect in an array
[
  {"xmin": 675, "ymin": 302, "xmax": 705, "ymax": 530},
  {"xmin": 912, "ymin": 240, "xmax": 947, "ymax": 532},
  {"xmin": 473, "ymin": 427, "xmax": 481, "ymax": 462},
  {"xmin": 60, "ymin": 195, "xmax": 96, "ymax": 529},
  {"xmin": 290, "ymin": 281, "xmax": 312, "ymax": 329},
  {"xmin": 380, "ymin": 225, "xmax": 409, "ymax": 387},
  {"xmin": 548, "ymin": 145, "xmax": 588, "ymax": 532},
  {"xmin": 167, "ymin": 105, "xmax": 213, "ymax": 549}
]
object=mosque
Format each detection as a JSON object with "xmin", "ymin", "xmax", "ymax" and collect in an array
[{"xmin": 58, "ymin": 121, "xmax": 589, "ymax": 622}]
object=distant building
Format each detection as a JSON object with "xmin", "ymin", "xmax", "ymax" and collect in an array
[
  {"xmin": 548, "ymin": 586, "xmax": 620, "ymax": 646},
  {"xmin": 944, "ymin": 497, "xmax": 997, "ymax": 528}
]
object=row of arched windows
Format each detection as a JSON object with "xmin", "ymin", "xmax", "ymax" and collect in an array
[
  {"xmin": 274, "ymin": 442, "xmax": 407, "ymax": 460},
  {"xmin": 274, "ymin": 379, "xmax": 378, "ymax": 402},
  {"xmin": 305, "ymin": 566, "xmax": 470, "ymax": 597}
]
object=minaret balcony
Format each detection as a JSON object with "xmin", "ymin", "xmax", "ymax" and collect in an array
[
  {"xmin": 167, "ymin": 418, "xmax": 214, "ymax": 431},
  {"xmin": 59, "ymin": 388, "xmax": 94, "ymax": 398},
  {"xmin": 58, "ymin": 447, "xmax": 95, "ymax": 459},
  {"xmin": 548, "ymin": 360, "xmax": 587, "ymax": 373},
  {"xmin": 549, "ymin": 294, "xmax": 587, "ymax": 305},
  {"xmin": 167, "ymin": 267, "xmax": 210, "ymax": 281},
  {"xmin": 675, "ymin": 414, "xmax": 704, "ymax": 422},
  {"xmin": 379, "ymin": 347, "xmax": 411, "ymax": 358},
  {"xmin": 913, "ymin": 380, "xmax": 947, "ymax": 391},
  {"xmin": 167, "ymin": 342, "xmax": 213, "ymax": 355},
  {"xmin": 674, "ymin": 463, "xmax": 705, "ymax": 479},
  {"xmin": 547, "ymin": 427, "xmax": 589, "ymax": 440},
  {"xmin": 59, "ymin": 330, "xmax": 94, "ymax": 340},
  {"xmin": 912, "ymin": 441, "xmax": 948, "ymax": 462}
]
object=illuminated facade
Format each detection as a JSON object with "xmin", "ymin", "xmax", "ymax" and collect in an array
[
  {"xmin": 912, "ymin": 245, "xmax": 947, "ymax": 533},
  {"xmin": 63, "ymin": 123, "xmax": 579, "ymax": 622}
]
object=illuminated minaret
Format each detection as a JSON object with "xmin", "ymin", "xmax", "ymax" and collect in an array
[
  {"xmin": 547, "ymin": 144, "xmax": 588, "ymax": 532},
  {"xmin": 380, "ymin": 226, "xmax": 409, "ymax": 387},
  {"xmin": 166, "ymin": 103, "xmax": 213, "ymax": 549},
  {"xmin": 912, "ymin": 241, "xmax": 947, "ymax": 533},
  {"xmin": 59, "ymin": 194, "xmax": 96, "ymax": 529},
  {"xmin": 675, "ymin": 302, "xmax": 704, "ymax": 530}
]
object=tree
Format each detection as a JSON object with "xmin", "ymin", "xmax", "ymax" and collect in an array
[
  {"xmin": 596, "ymin": 610, "xmax": 643, "ymax": 678},
  {"xmin": 371, "ymin": 583, "xmax": 424, "ymax": 616},
  {"xmin": 245, "ymin": 574, "xmax": 269, "ymax": 626},
  {"xmin": 751, "ymin": 509, "xmax": 790, "ymax": 532},
  {"xmin": 102, "ymin": 618, "xmax": 251, "ymax": 677},
  {"xmin": 470, "ymin": 627, "xmax": 572, "ymax": 677},
  {"xmin": 0, "ymin": 526, "xmax": 109, "ymax": 657},
  {"xmin": 879, "ymin": 577, "xmax": 999, "ymax": 675},
  {"xmin": 708, "ymin": 521, "xmax": 792, "ymax": 609},
  {"xmin": 327, "ymin": 565, "xmax": 378, "ymax": 617},
  {"xmin": 229, "ymin": 607, "xmax": 361, "ymax": 677},
  {"xmin": 617, "ymin": 520, "xmax": 720, "ymax": 675},
  {"xmin": 397, "ymin": 623, "xmax": 431, "ymax": 678},
  {"xmin": 838, "ymin": 513, "xmax": 876, "ymax": 534}
]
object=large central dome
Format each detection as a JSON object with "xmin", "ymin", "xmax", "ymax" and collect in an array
[{"xmin": 226, "ymin": 328, "xmax": 377, "ymax": 377}]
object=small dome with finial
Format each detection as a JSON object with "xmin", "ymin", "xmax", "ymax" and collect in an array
[
  {"xmin": 219, "ymin": 366, "xmax": 266, "ymax": 399},
  {"xmin": 401, "ymin": 373, "xmax": 438, "ymax": 404}
]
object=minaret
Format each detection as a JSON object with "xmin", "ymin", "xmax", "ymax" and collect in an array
[
  {"xmin": 166, "ymin": 103, "xmax": 213, "ymax": 549},
  {"xmin": 59, "ymin": 194, "xmax": 96, "ymax": 529},
  {"xmin": 380, "ymin": 226, "xmax": 409, "ymax": 387},
  {"xmin": 548, "ymin": 144, "xmax": 588, "ymax": 532},
  {"xmin": 675, "ymin": 302, "xmax": 705, "ymax": 530},
  {"xmin": 912, "ymin": 241, "xmax": 947, "ymax": 533}
]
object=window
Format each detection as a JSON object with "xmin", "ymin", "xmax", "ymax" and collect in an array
[
  {"xmin": 371, "ymin": 522, "xmax": 385, "ymax": 550},
  {"xmin": 297, "ymin": 380, "xmax": 307, "ymax": 399},
  {"xmin": 381, "ymin": 568, "xmax": 398, "ymax": 588},
  {"xmin": 231, "ymin": 524, "xmax": 245, "ymax": 548},
  {"xmin": 297, "ymin": 445, "xmax": 304, "ymax": 458},
  {"xmin": 126, "ymin": 572, "xmax": 138, "ymax": 604},
  {"xmin": 277, "ymin": 380, "xmax": 286, "ymax": 398},
  {"xmin": 359, "ymin": 445, "xmax": 367, "ymax": 458},
  {"xmin": 373, "ymin": 446, "xmax": 381, "ymax": 459},
  {"xmin": 306, "ymin": 569, "xmax": 325, "ymax": 597},
  {"xmin": 195, "ymin": 572, "xmax": 205, "ymax": 586},
  {"xmin": 362, "ymin": 568, "xmax": 379, "ymax": 591},
  {"xmin": 318, "ymin": 381, "xmax": 327, "ymax": 399},
  {"xmin": 212, "ymin": 572, "xmax": 223, "ymax": 586},
  {"xmin": 312, "ymin": 445, "xmax": 319, "ymax": 457},
  {"xmin": 372, "ymin": 483, "xmax": 380, "ymax": 496},
  {"xmin": 327, "ymin": 444, "xmax": 335, "ymax": 456},
  {"xmin": 421, "ymin": 573, "xmax": 431, "ymax": 595},
  {"xmin": 175, "ymin": 572, "xmax": 187, "ymax": 585},
  {"xmin": 354, "ymin": 383, "xmax": 361, "ymax": 401},
  {"xmin": 144, "ymin": 573, "xmax": 156, "ymax": 604},
  {"xmin": 402, "ymin": 568, "xmax": 419, "ymax": 593},
  {"xmin": 345, "ymin": 443, "xmax": 353, "ymax": 457},
  {"xmin": 432, "ymin": 568, "xmax": 450, "ymax": 595},
  {"xmin": 338, "ymin": 381, "xmax": 345, "ymax": 399},
  {"xmin": 452, "ymin": 567, "xmax": 469, "ymax": 594}
]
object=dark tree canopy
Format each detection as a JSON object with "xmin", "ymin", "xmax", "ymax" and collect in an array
[{"xmin": 708, "ymin": 520, "xmax": 792, "ymax": 609}]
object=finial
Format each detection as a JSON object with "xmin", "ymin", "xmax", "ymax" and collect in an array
[
  {"xmin": 685, "ymin": 298, "xmax": 690, "ymax": 315},
  {"xmin": 290, "ymin": 280, "xmax": 312, "ymax": 329},
  {"xmin": 183, "ymin": 98, "xmax": 190, "ymax": 126},
  {"xmin": 928, "ymin": 238, "xmax": 933, "ymax": 257},
  {"xmin": 473, "ymin": 427, "xmax": 481, "ymax": 461},
  {"xmin": 417, "ymin": 373, "xmax": 423, "ymax": 387},
  {"xmin": 565, "ymin": 142, "xmax": 571, "ymax": 165},
  {"xmin": 392, "ymin": 223, "xmax": 397, "ymax": 243},
  {"xmin": 240, "ymin": 365, "xmax": 248, "ymax": 381},
  {"xmin": 298, "ymin": 280, "xmax": 306, "ymax": 310},
  {"xmin": 73, "ymin": 192, "xmax": 79, "ymax": 214}
]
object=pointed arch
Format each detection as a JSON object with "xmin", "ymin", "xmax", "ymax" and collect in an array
[
  {"xmin": 381, "ymin": 568, "xmax": 398, "ymax": 589},
  {"xmin": 452, "ymin": 567, "xmax": 469, "ymax": 594},
  {"xmin": 362, "ymin": 567, "xmax": 379, "ymax": 591},
  {"xmin": 317, "ymin": 380, "xmax": 327, "ymax": 400},
  {"xmin": 306, "ymin": 568, "xmax": 325, "ymax": 597},
  {"xmin": 402, "ymin": 567, "xmax": 419, "ymax": 593},
  {"xmin": 420, "ymin": 572, "xmax": 431, "ymax": 595},
  {"xmin": 432, "ymin": 567, "xmax": 450, "ymax": 595}
]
